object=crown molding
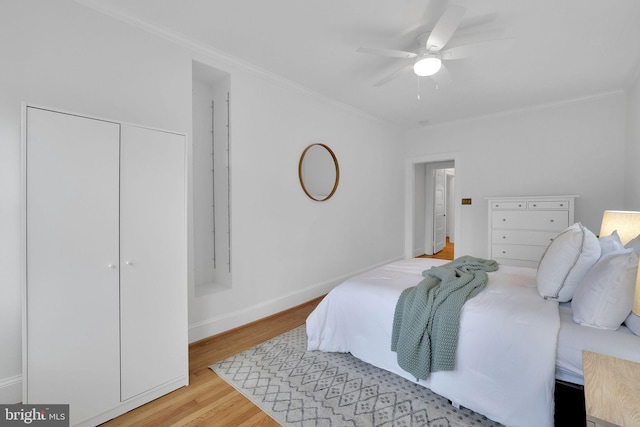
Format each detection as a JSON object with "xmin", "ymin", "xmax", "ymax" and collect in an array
[
  {"xmin": 74, "ymin": 0, "xmax": 271, "ymax": 75},
  {"xmin": 409, "ymin": 89, "xmax": 626, "ymax": 132},
  {"xmin": 74, "ymin": 0, "xmax": 398, "ymax": 130}
]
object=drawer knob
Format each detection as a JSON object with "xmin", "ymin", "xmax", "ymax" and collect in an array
[
  {"xmin": 502, "ymin": 218, "xmax": 506, "ymax": 222},
  {"xmin": 560, "ymin": 203, "xmax": 564, "ymax": 207},
  {"xmin": 550, "ymin": 219, "xmax": 554, "ymax": 222},
  {"xmin": 502, "ymin": 250, "xmax": 506, "ymax": 254},
  {"xmin": 502, "ymin": 236, "xmax": 506, "ymax": 239}
]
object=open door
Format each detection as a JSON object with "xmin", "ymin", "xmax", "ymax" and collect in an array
[{"xmin": 433, "ymin": 168, "xmax": 446, "ymax": 253}]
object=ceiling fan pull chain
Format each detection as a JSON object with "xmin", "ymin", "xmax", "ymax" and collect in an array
[{"xmin": 417, "ymin": 76, "xmax": 421, "ymax": 101}]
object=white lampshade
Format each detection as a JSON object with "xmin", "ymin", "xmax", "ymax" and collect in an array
[
  {"xmin": 599, "ymin": 210, "xmax": 640, "ymax": 315},
  {"xmin": 413, "ymin": 54, "xmax": 442, "ymax": 77},
  {"xmin": 599, "ymin": 210, "xmax": 640, "ymax": 245}
]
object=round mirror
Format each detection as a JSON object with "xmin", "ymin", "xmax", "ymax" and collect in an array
[{"xmin": 298, "ymin": 143, "xmax": 340, "ymax": 201}]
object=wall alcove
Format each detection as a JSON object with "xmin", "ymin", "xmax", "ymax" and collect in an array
[{"xmin": 192, "ymin": 60, "xmax": 232, "ymax": 294}]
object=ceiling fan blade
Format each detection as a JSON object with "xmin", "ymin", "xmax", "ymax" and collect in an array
[
  {"xmin": 429, "ymin": 64, "xmax": 452, "ymax": 86},
  {"xmin": 457, "ymin": 12, "xmax": 499, "ymax": 34},
  {"xmin": 441, "ymin": 37, "xmax": 515, "ymax": 60},
  {"xmin": 426, "ymin": 5, "xmax": 466, "ymax": 51},
  {"xmin": 357, "ymin": 47, "xmax": 417, "ymax": 59},
  {"xmin": 402, "ymin": 0, "xmax": 449, "ymax": 38},
  {"xmin": 373, "ymin": 64, "xmax": 413, "ymax": 87}
]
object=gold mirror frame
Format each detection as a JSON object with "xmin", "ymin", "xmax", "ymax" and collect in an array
[{"xmin": 298, "ymin": 143, "xmax": 340, "ymax": 201}]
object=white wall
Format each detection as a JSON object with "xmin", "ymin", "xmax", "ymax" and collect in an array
[
  {"xmin": 626, "ymin": 73, "xmax": 640, "ymax": 210},
  {"xmin": 405, "ymin": 92, "xmax": 628, "ymax": 259},
  {"xmin": 188, "ymin": 63, "xmax": 406, "ymax": 339},
  {"xmin": 0, "ymin": 0, "xmax": 405, "ymax": 402}
]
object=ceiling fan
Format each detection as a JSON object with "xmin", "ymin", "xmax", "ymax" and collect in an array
[{"xmin": 358, "ymin": 5, "xmax": 511, "ymax": 87}]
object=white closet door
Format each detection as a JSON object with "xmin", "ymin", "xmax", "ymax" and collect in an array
[
  {"xmin": 119, "ymin": 124, "xmax": 187, "ymax": 401},
  {"xmin": 25, "ymin": 107, "xmax": 121, "ymax": 424}
]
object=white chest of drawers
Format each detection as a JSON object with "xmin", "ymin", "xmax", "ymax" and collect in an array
[{"xmin": 487, "ymin": 195, "xmax": 577, "ymax": 268}]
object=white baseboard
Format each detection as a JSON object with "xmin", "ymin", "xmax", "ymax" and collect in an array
[
  {"xmin": 413, "ymin": 247, "xmax": 427, "ymax": 257},
  {"xmin": 0, "ymin": 375, "xmax": 22, "ymax": 404},
  {"xmin": 188, "ymin": 256, "xmax": 403, "ymax": 343},
  {"xmin": 188, "ymin": 280, "xmax": 336, "ymax": 343}
]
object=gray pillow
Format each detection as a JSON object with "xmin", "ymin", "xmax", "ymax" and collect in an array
[
  {"xmin": 625, "ymin": 233, "xmax": 640, "ymax": 254},
  {"xmin": 625, "ymin": 312, "xmax": 640, "ymax": 336},
  {"xmin": 599, "ymin": 230, "xmax": 624, "ymax": 255}
]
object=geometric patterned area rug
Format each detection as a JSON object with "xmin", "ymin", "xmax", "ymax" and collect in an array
[{"xmin": 210, "ymin": 326, "xmax": 503, "ymax": 426}]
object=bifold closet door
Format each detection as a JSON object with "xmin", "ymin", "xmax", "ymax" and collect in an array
[
  {"xmin": 25, "ymin": 107, "xmax": 121, "ymax": 422},
  {"xmin": 119, "ymin": 124, "xmax": 187, "ymax": 401}
]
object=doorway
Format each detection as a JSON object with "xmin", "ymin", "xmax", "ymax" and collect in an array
[{"xmin": 407, "ymin": 158, "xmax": 456, "ymax": 260}]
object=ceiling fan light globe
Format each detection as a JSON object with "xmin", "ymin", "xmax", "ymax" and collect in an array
[{"xmin": 413, "ymin": 56, "xmax": 442, "ymax": 77}]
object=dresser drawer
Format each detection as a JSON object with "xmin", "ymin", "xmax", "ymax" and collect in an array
[
  {"xmin": 528, "ymin": 200, "xmax": 570, "ymax": 210},
  {"xmin": 492, "ymin": 210, "xmax": 569, "ymax": 231},
  {"xmin": 491, "ymin": 201, "xmax": 527, "ymax": 210},
  {"xmin": 492, "ymin": 244, "xmax": 547, "ymax": 262},
  {"xmin": 492, "ymin": 229, "xmax": 558, "ymax": 246}
]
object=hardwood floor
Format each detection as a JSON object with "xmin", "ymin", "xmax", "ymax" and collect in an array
[
  {"xmin": 417, "ymin": 237, "xmax": 454, "ymax": 260},
  {"xmin": 101, "ymin": 296, "xmax": 324, "ymax": 426}
]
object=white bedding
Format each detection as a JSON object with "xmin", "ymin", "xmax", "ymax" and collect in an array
[
  {"xmin": 556, "ymin": 303, "xmax": 640, "ymax": 385},
  {"xmin": 307, "ymin": 258, "xmax": 560, "ymax": 427}
]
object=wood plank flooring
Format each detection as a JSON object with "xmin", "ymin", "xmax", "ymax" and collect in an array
[
  {"xmin": 101, "ymin": 296, "xmax": 324, "ymax": 426},
  {"xmin": 417, "ymin": 237, "xmax": 454, "ymax": 260}
]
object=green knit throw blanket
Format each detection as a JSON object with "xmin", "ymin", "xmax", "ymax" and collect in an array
[{"xmin": 391, "ymin": 256, "xmax": 499, "ymax": 380}]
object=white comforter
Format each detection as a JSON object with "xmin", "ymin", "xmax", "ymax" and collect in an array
[{"xmin": 307, "ymin": 258, "xmax": 560, "ymax": 427}]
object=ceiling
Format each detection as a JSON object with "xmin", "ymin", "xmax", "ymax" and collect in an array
[{"xmin": 82, "ymin": 0, "xmax": 640, "ymax": 129}]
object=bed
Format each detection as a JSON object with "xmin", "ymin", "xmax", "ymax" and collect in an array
[{"xmin": 306, "ymin": 215, "xmax": 640, "ymax": 427}]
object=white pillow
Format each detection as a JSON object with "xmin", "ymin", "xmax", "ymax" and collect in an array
[
  {"xmin": 572, "ymin": 249, "xmax": 638, "ymax": 330},
  {"xmin": 624, "ymin": 312, "xmax": 640, "ymax": 336},
  {"xmin": 625, "ymin": 233, "xmax": 640, "ymax": 254},
  {"xmin": 599, "ymin": 230, "xmax": 624, "ymax": 255},
  {"xmin": 536, "ymin": 223, "xmax": 601, "ymax": 302}
]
